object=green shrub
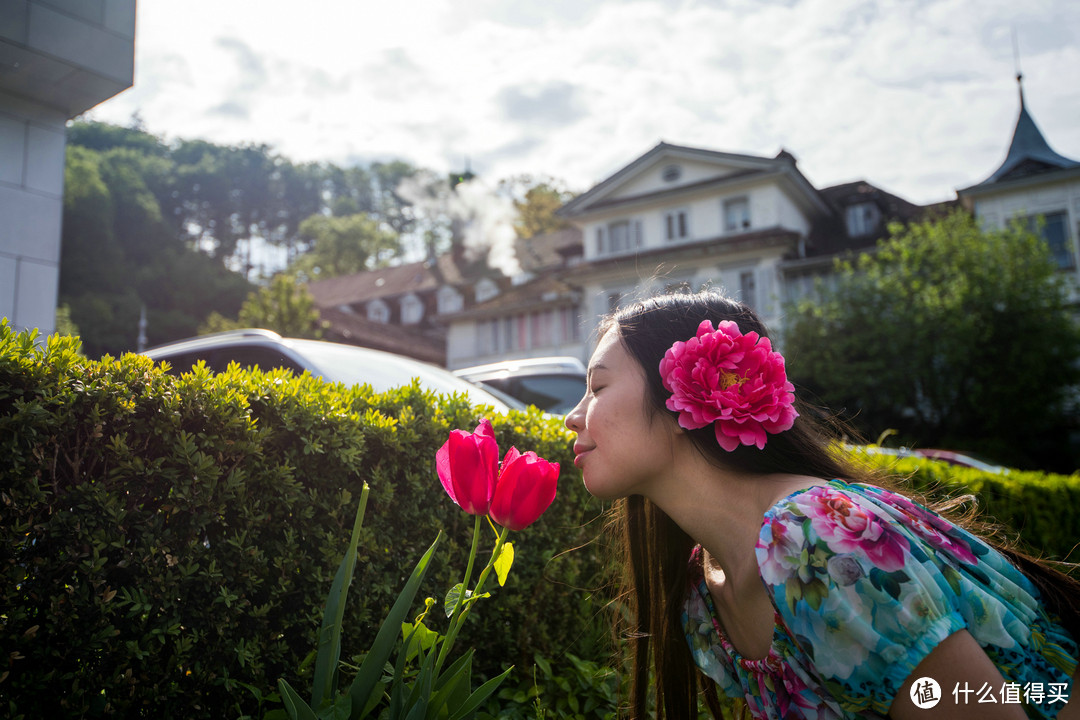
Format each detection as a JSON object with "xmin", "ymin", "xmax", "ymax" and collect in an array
[
  {"xmin": 847, "ymin": 448, "xmax": 1080, "ymax": 563},
  {"xmin": 481, "ymin": 653, "xmax": 618, "ymax": 720},
  {"xmin": 0, "ymin": 324, "xmax": 609, "ymax": 719}
]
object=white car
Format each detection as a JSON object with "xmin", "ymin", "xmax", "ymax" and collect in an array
[
  {"xmin": 143, "ymin": 329, "xmax": 521, "ymax": 412},
  {"xmin": 453, "ymin": 356, "xmax": 587, "ymax": 415}
]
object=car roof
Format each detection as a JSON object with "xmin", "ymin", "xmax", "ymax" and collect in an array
[
  {"xmin": 454, "ymin": 356, "xmax": 586, "ymax": 381},
  {"xmin": 144, "ymin": 330, "xmax": 519, "ymax": 412}
]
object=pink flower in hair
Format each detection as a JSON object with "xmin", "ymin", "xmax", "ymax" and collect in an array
[{"xmin": 659, "ymin": 319, "xmax": 798, "ymax": 451}]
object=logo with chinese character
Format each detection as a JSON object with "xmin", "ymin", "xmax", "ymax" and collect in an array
[{"xmin": 911, "ymin": 677, "xmax": 941, "ymax": 709}]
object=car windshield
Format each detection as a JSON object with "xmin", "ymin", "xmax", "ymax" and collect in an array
[
  {"xmin": 286, "ymin": 339, "xmax": 521, "ymax": 410},
  {"xmin": 477, "ymin": 374, "xmax": 586, "ymax": 415}
]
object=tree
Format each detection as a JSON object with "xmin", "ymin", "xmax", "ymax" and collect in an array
[
  {"xmin": 785, "ymin": 210, "xmax": 1080, "ymax": 471},
  {"xmin": 203, "ymin": 274, "xmax": 325, "ymax": 339},
  {"xmin": 290, "ymin": 213, "xmax": 400, "ymax": 280},
  {"xmin": 497, "ymin": 176, "xmax": 576, "ymax": 239}
]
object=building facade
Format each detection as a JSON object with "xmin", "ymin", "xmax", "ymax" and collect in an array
[
  {"xmin": 313, "ymin": 142, "xmax": 927, "ymax": 369},
  {"xmin": 958, "ymin": 79, "xmax": 1080, "ymax": 298},
  {"xmin": 0, "ymin": 0, "xmax": 136, "ymax": 336}
]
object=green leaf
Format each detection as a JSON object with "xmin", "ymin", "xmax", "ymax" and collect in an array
[
  {"xmin": 278, "ymin": 678, "xmax": 320, "ymax": 720},
  {"xmin": 447, "ymin": 666, "xmax": 514, "ymax": 720},
  {"xmin": 312, "ymin": 485, "xmax": 370, "ymax": 711},
  {"xmin": 400, "ymin": 621, "xmax": 439, "ymax": 662},
  {"xmin": 350, "ymin": 532, "xmax": 442, "ymax": 720},
  {"xmin": 425, "ymin": 649, "xmax": 474, "ymax": 720},
  {"xmin": 443, "ymin": 585, "xmax": 490, "ymax": 618},
  {"xmin": 493, "ymin": 542, "xmax": 514, "ymax": 587}
]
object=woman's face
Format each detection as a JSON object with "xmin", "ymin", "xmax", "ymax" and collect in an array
[{"xmin": 564, "ymin": 328, "xmax": 680, "ymax": 500}]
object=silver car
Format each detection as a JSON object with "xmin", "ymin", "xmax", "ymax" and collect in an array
[
  {"xmin": 453, "ymin": 356, "xmax": 587, "ymax": 415},
  {"xmin": 143, "ymin": 329, "xmax": 521, "ymax": 412}
]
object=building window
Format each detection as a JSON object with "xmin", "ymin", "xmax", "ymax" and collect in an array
[
  {"xmin": 845, "ymin": 202, "xmax": 879, "ymax": 238},
  {"xmin": 400, "ymin": 294, "xmax": 423, "ymax": 324},
  {"xmin": 1024, "ymin": 211, "xmax": 1074, "ymax": 269},
  {"xmin": 662, "ymin": 164, "xmax": 682, "ymax": 182},
  {"xmin": 665, "ymin": 209, "xmax": 690, "ymax": 241},
  {"xmin": 437, "ymin": 286, "xmax": 463, "ymax": 315},
  {"xmin": 600, "ymin": 220, "xmax": 643, "ymax": 255},
  {"xmin": 724, "ymin": 197, "xmax": 751, "ymax": 233},
  {"xmin": 475, "ymin": 278, "xmax": 499, "ymax": 303},
  {"xmin": 367, "ymin": 299, "xmax": 390, "ymax": 324},
  {"xmin": 739, "ymin": 270, "xmax": 756, "ymax": 309}
]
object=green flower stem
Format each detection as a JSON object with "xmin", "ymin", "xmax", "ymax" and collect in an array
[
  {"xmin": 434, "ymin": 514, "xmax": 482, "ymax": 676},
  {"xmin": 435, "ymin": 522, "xmax": 511, "ymax": 677}
]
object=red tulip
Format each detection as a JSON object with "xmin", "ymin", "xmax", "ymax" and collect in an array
[
  {"xmin": 436, "ymin": 419, "xmax": 500, "ymax": 515},
  {"xmin": 489, "ymin": 447, "xmax": 559, "ymax": 531}
]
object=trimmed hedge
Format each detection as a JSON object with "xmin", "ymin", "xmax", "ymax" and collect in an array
[
  {"xmin": 3, "ymin": 323, "xmax": 1077, "ymax": 719},
  {"xmin": 848, "ymin": 448, "xmax": 1080, "ymax": 564},
  {"xmin": 0, "ymin": 325, "xmax": 609, "ymax": 719}
]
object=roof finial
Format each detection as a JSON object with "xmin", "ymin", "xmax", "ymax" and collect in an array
[{"xmin": 1012, "ymin": 26, "xmax": 1025, "ymax": 106}]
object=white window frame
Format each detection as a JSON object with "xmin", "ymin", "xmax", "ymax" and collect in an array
[
  {"xmin": 723, "ymin": 197, "xmax": 751, "ymax": 233},
  {"xmin": 475, "ymin": 277, "xmax": 500, "ymax": 304},
  {"xmin": 845, "ymin": 202, "xmax": 878, "ymax": 238},
  {"xmin": 436, "ymin": 286, "xmax": 463, "ymax": 315},
  {"xmin": 738, "ymin": 269, "xmax": 757, "ymax": 309},
  {"xmin": 400, "ymin": 293, "xmax": 423, "ymax": 325},
  {"xmin": 367, "ymin": 298, "xmax": 390, "ymax": 324},
  {"xmin": 664, "ymin": 208, "xmax": 690, "ymax": 242}
]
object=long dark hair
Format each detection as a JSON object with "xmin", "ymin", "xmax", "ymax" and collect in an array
[{"xmin": 603, "ymin": 290, "xmax": 1079, "ymax": 720}]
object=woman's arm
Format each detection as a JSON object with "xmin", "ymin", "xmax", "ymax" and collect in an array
[{"xmin": 890, "ymin": 629, "xmax": 1029, "ymax": 720}]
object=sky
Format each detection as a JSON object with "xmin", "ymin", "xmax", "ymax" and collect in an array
[{"xmin": 86, "ymin": 0, "xmax": 1080, "ymax": 207}]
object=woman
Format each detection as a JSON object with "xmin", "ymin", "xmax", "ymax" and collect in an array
[{"xmin": 564, "ymin": 291, "xmax": 1079, "ymax": 719}]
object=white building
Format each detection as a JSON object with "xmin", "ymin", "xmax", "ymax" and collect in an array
[
  {"xmin": 0, "ymin": 1, "xmax": 136, "ymax": 336},
  {"xmin": 958, "ymin": 79, "xmax": 1080, "ymax": 294}
]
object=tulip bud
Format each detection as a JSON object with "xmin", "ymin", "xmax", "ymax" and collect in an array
[
  {"xmin": 436, "ymin": 419, "xmax": 500, "ymax": 515},
  {"xmin": 489, "ymin": 447, "xmax": 559, "ymax": 531}
]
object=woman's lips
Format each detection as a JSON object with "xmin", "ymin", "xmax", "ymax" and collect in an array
[{"xmin": 573, "ymin": 446, "xmax": 592, "ymax": 468}]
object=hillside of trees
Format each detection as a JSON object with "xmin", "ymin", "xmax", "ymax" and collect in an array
[{"xmin": 60, "ymin": 120, "xmax": 572, "ymax": 358}]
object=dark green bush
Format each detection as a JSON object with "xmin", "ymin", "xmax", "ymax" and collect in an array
[
  {"xmin": 0, "ymin": 325, "xmax": 609, "ymax": 719},
  {"xmin": 848, "ymin": 449, "xmax": 1080, "ymax": 563}
]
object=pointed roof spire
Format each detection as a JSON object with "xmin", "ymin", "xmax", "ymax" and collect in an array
[{"xmin": 981, "ymin": 71, "xmax": 1079, "ymax": 184}]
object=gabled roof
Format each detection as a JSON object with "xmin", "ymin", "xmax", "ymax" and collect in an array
[
  {"xmin": 306, "ymin": 253, "xmax": 470, "ymax": 308},
  {"xmin": 317, "ymin": 306, "xmax": 447, "ymax": 365},
  {"xmin": 514, "ymin": 227, "xmax": 583, "ymax": 273},
  {"xmin": 558, "ymin": 142, "xmax": 831, "ymax": 218},
  {"xmin": 961, "ymin": 80, "xmax": 1080, "ymax": 194}
]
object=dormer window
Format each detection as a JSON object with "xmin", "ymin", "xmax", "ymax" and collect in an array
[
  {"xmin": 475, "ymin": 277, "xmax": 499, "ymax": 303},
  {"xmin": 662, "ymin": 164, "xmax": 682, "ymax": 182},
  {"xmin": 845, "ymin": 202, "xmax": 879, "ymax": 238},
  {"xmin": 367, "ymin": 298, "xmax": 390, "ymax": 324},
  {"xmin": 400, "ymin": 293, "xmax": 423, "ymax": 324},
  {"xmin": 436, "ymin": 285, "xmax": 464, "ymax": 315},
  {"xmin": 723, "ymin": 197, "xmax": 750, "ymax": 233}
]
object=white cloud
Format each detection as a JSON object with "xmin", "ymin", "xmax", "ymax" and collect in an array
[{"xmin": 89, "ymin": 0, "xmax": 1080, "ymax": 205}]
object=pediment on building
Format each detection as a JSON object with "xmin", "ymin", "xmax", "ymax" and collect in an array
[{"xmin": 559, "ymin": 142, "xmax": 828, "ymax": 218}]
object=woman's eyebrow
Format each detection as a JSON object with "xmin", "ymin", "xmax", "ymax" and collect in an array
[{"xmin": 587, "ymin": 363, "xmax": 608, "ymax": 381}]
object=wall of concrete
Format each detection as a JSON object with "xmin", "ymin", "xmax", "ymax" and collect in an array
[{"xmin": 0, "ymin": 0, "xmax": 136, "ymax": 336}]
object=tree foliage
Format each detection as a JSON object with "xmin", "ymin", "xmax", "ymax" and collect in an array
[
  {"xmin": 203, "ymin": 274, "xmax": 326, "ymax": 339},
  {"xmin": 291, "ymin": 212, "xmax": 400, "ymax": 280},
  {"xmin": 498, "ymin": 175, "xmax": 577, "ymax": 239},
  {"xmin": 785, "ymin": 210, "xmax": 1080, "ymax": 471}
]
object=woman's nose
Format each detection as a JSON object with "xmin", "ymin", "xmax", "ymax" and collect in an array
[{"xmin": 564, "ymin": 396, "xmax": 585, "ymax": 432}]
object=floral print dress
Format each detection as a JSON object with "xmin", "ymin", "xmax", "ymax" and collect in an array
[{"xmin": 683, "ymin": 480, "xmax": 1078, "ymax": 719}]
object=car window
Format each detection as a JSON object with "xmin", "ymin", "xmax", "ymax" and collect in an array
[
  {"xmin": 154, "ymin": 350, "xmax": 211, "ymax": 375},
  {"xmin": 210, "ymin": 346, "xmax": 305, "ymax": 375},
  {"xmin": 480, "ymin": 374, "xmax": 586, "ymax": 414}
]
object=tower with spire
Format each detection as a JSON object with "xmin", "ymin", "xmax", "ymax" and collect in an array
[{"xmin": 959, "ymin": 72, "xmax": 1080, "ymax": 275}]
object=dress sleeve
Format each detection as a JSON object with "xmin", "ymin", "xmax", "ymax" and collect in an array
[{"xmin": 755, "ymin": 484, "xmax": 969, "ymax": 716}]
